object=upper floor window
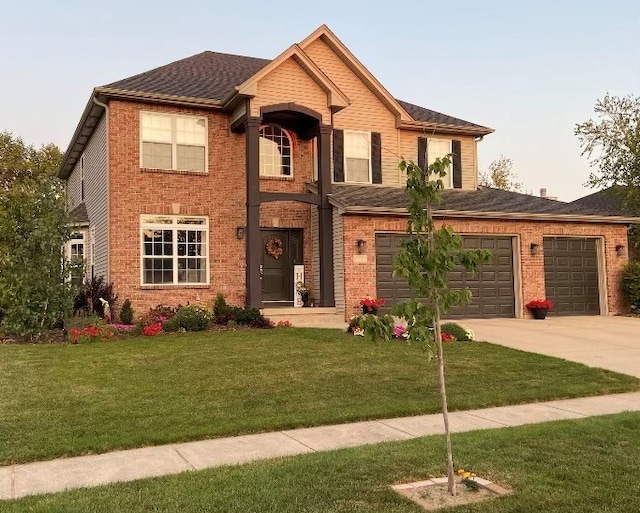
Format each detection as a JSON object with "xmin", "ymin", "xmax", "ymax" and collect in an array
[
  {"xmin": 141, "ymin": 112, "xmax": 207, "ymax": 172},
  {"xmin": 344, "ymin": 130, "xmax": 371, "ymax": 183},
  {"xmin": 428, "ymin": 138, "xmax": 452, "ymax": 187},
  {"xmin": 140, "ymin": 215, "xmax": 208, "ymax": 286},
  {"xmin": 259, "ymin": 125, "xmax": 292, "ymax": 177}
]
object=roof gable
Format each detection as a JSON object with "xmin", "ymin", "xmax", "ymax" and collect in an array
[
  {"xmin": 232, "ymin": 44, "xmax": 349, "ymax": 110},
  {"xmin": 299, "ymin": 25, "xmax": 412, "ymax": 123}
]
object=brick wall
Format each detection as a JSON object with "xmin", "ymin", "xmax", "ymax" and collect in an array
[
  {"xmin": 341, "ymin": 214, "xmax": 628, "ymax": 319},
  {"xmin": 108, "ymin": 100, "xmax": 318, "ymax": 318}
]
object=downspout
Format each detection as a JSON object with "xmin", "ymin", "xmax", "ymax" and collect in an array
[{"xmin": 92, "ymin": 95, "xmax": 110, "ymax": 282}]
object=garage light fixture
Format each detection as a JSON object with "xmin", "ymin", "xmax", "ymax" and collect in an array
[
  {"xmin": 530, "ymin": 242, "xmax": 541, "ymax": 256},
  {"xmin": 356, "ymin": 239, "xmax": 366, "ymax": 254},
  {"xmin": 616, "ymin": 244, "xmax": 625, "ymax": 257},
  {"xmin": 236, "ymin": 227, "xmax": 245, "ymax": 240}
]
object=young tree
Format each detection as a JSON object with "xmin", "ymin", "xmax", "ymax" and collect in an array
[
  {"xmin": 362, "ymin": 156, "xmax": 491, "ymax": 495},
  {"xmin": 0, "ymin": 132, "xmax": 73, "ymax": 335},
  {"xmin": 575, "ymin": 94, "xmax": 640, "ymax": 214},
  {"xmin": 478, "ymin": 155, "xmax": 522, "ymax": 191}
]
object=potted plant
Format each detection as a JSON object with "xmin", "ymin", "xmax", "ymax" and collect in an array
[
  {"xmin": 525, "ymin": 299, "xmax": 554, "ymax": 319},
  {"xmin": 296, "ymin": 281, "xmax": 311, "ymax": 307},
  {"xmin": 360, "ymin": 296, "xmax": 385, "ymax": 315}
]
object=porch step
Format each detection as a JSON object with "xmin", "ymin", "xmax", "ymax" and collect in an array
[{"xmin": 262, "ymin": 307, "xmax": 347, "ymax": 329}]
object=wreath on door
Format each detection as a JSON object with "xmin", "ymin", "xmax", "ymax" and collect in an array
[{"xmin": 265, "ymin": 238, "xmax": 284, "ymax": 259}]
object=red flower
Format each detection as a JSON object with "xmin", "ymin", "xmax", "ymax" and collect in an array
[
  {"xmin": 360, "ymin": 297, "xmax": 385, "ymax": 311},
  {"xmin": 143, "ymin": 322, "xmax": 163, "ymax": 336},
  {"xmin": 525, "ymin": 299, "xmax": 554, "ymax": 310},
  {"xmin": 442, "ymin": 333, "xmax": 455, "ymax": 343}
]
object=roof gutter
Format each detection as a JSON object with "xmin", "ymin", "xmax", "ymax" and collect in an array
[
  {"xmin": 94, "ymin": 87, "xmax": 226, "ymax": 109},
  {"xmin": 398, "ymin": 120, "xmax": 494, "ymax": 137},
  {"xmin": 328, "ymin": 201, "xmax": 640, "ymax": 225}
]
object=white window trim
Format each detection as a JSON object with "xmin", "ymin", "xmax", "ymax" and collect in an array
[
  {"xmin": 139, "ymin": 215, "xmax": 210, "ymax": 286},
  {"xmin": 65, "ymin": 228, "xmax": 88, "ymax": 282},
  {"xmin": 139, "ymin": 111, "xmax": 209, "ymax": 173},
  {"xmin": 259, "ymin": 125, "xmax": 294, "ymax": 178},
  {"xmin": 427, "ymin": 138, "xmax": 453, "ymax": 188},
  {"xmin": 343, "ymin": 130, "xmax": 372, "ymax": 184}
]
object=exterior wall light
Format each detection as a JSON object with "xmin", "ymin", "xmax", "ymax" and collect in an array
[
  {"xmin": 616, "ymin": 244, "xmax": 625, "ymax": 257},
  {"xmin": 356, "ymin": 239, "xmax": 366, "ymax": 254},
  {"xmin": 530, "ymin": 242, "xmax": 541, "ymax": 256},
  {"xmin": 236, "ymin": 227, "xmax": 245, "ymax": 240}
]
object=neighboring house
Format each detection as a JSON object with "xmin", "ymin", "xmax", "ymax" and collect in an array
[
  {"xmin": 572, "ymin": 186, "xmax": 639, "ymax": 261},
  {"xmin": 60, "ymin": 25, "xmax": 639, "ymax": 319}
]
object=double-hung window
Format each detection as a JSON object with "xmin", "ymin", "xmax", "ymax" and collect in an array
[
  {"xmin": 141, "ymin": 215, "xmax": 209, "ymax": 285},
  {"xmin": 428, "ymin": 139, "xmax": 453, "ymax": 187},
  {"xmin": 65, "ymin": 230, "xmax": 87, "ymax": 286},
  {"xmin": 344, "ymin": 130, "xmax": 371, "ymax": 183},
  {"xmin": 141, "ymin": 112, "xmax": 207, "ymax": 172}
]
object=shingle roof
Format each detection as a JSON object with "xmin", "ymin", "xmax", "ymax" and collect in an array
[
  {"xmin": 570, "ymin": 186, "xmax": 630, "ymax": 215},
  {"xmin": 102, "ymin": 52, "xmax": 485, "ymax": 130},
  {"xmin": 69, "ymin": 203, "xmax": 89, "ymax": 224},
  {"xmin": 330, "ymin": 185, "xmax": 635, "ymax": 220},
  {"xmin": 104, "ymin": 51, "xmax": 271, "ymax": 101},
  {"xmin": 396, "ymin": 100, "xmax": 489, "ymax": 130}
]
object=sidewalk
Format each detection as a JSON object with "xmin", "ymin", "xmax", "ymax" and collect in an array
[{"xmin": 2, "ymin": 391, "xmax": 640, "ymax": 501}]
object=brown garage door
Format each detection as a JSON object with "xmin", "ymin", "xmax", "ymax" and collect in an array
[
  {"xmin": 543, "ymin": 237, "xmax": 600, "ymax": 315},
  {"xmin": 375, "ymin": 234, "xmax": 515, "ymax": 319}
]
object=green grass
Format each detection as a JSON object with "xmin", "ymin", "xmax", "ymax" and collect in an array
[
  {"xmin": 0, "ymin": 328, "xmax": 638, "ymax": 465},
  {"xmin": 4, "ymin": 412, "xmax": 639, "ymax": 512}
]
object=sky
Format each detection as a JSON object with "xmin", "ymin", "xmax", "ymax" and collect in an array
[{"xmin": 1, "ymin": 0, "xmax": 638, "ymax": 201}]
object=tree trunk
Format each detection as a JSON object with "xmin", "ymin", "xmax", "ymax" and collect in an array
[
  {"xmin": 434, "ymin": 306, "xmax": 457, "ymax": 496},
  {"xmin": 426, "ymin": 194, "xmax": 457, "ymax": 496}
]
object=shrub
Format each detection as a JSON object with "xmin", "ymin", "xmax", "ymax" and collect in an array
[
  {"xmin": 441, "ymin": 322, "xmax": 470, "ymax": 341},
  {"xmin": 176, "ymin": 304, "xmax": 212, "ymax": 331},
  {"xmin": 139, "ymin": 304, "xmax": 178, "ymax": 327},
  {"xmin": 119, "ymin": 299, "xmax": 134, "ymax": 325},
  {"xmin": 73, "ymin": 277, "xmax": 118, "ymax": 318},
  {"xmin": 622, "ymin": 261, "xmax": 640, "ymax": 310},
  {"xmin": 250, "ymin": 316, "xmax": 275, "ymax": 329},
  {"xmin": 234, "ymin": 307, "xmax": 262, "ymax": 325},
  {"xmin": 213, "ymin": 294, "xmax": 235, "ymax": 324},
  {"xmin": 162, "ymin": 316, "xmax": 181, "ymax": 332}
]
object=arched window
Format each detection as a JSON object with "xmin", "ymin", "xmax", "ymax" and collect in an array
[{"xmin": 259, "ymin": 125, "xmax": 292, "ymax": 177}]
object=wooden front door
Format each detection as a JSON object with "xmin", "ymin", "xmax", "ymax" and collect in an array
[{"xmin": 261, "ymin": 229, "xmax": 303, "ymax": 303}]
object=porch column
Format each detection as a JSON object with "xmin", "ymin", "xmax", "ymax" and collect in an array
[
  {"xmin": 317, "ymin": 124, "xmax": 335, "ymax": 307},
  {"xmin": 245, "ymin": 116, "xmax": 262, "ymax": 309}
]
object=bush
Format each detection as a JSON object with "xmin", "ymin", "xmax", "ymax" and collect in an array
[
  {"xmin": 73, "ymin": 277, "xmax": 118, "ymax": 318},
  {"xmin": 139, "ymin": 304, "xmax": 178, "ymax": 327},
  {"xmin": 234, "ymin": 307, "xmax": 262, "ymax": 325},
  {"xmin": 213, "ymin": 293, "xmax": 234, "ymax": 324},
  {"xmin": 250, "ymin": 316, "xmax": 275, "ymax": 329},
  {"xmin": 441, "ymin": 322, "xmax": 470, "ymax": 341},
  {"xmin": 176, "ymin": 304, "xmax": 213, "ymax": 331},
  {"xmin": 162, "ymin": 315, "xmax": 181, "ymax": 332},
  {"xmin": 622, "ymin": 261, "xmax": 640, "ymax": 310},
  {"xmin": 119, "ymin": 299, "xmax": 134, "ymax": 325}
]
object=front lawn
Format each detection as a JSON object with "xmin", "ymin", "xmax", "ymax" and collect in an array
[
  {"xmin": 0, "ymin": 328, "xmax": 638, "ymax": 465},
  {"xmin": 4, "ymin": 412, "xmax": 639, "ymax": 512}
]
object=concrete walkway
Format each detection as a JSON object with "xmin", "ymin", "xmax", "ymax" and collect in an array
[{"xmin": 2, "ymin": 391, "xmax": 640, "ymax": 501}]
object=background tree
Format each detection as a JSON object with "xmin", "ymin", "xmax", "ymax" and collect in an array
[
  {"xmin": 478, "ymin": 155, "xmax": 522, "ymax": 191},
  {"xmin": 0, "ymin": 132, "xmax": 73, "ymax": 335},
  {"xmin": 362, "ymin": 156, "xmax": 491, "ymax": 495},
  {"xmin": 575, "ymin": 93, "xmax": 640, "ymax": 214}
]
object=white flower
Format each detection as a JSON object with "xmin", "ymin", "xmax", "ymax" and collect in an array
[
  {"xmin": 464, "ymin": 328, "xmax": 475, "ymax": 341},
  {"xmin": 353, "ymin": 327, "xmax": 365, "ymax": 337}
]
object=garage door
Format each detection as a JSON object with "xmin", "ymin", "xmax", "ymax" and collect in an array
[
  {"xmin": 376, "ymin": 234, "xmax": 515, "ymax": 319},
  {"xmin": 543, "ymin": 237, "xmax": 600, "ymax": 315}
]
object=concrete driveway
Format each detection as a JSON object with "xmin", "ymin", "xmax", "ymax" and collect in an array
[{"xmin": 462, "ymin": 316, "xmax": 640, "ymax": 378}]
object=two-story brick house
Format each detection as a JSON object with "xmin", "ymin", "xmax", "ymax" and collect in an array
[{"xmin": 60, "ymin": 25, "xmax": 638, "ymax": 319}]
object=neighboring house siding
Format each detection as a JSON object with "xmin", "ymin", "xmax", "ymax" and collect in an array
[
  {"xmin": 84, "ymin": 114, "xmax": 108, "ymax": 279},
  {"xmin": 66, "ymin": 113, "xmax": 108, "ymax": 279},
  {"xmin": 341, "ymin": 215, "xmax": 627, "ymax": 319},
  {"xmin": 253, "ymin": 57, "xmax": 331, "ymax": 125},
  {"xmin": 304, "ymin": 38, "xmax": 401, "ymax": 186}
]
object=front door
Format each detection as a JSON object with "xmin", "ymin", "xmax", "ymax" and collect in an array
[{"xmin": 261, "ymin": 229, "xmax": 303, "ymax": 304}]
